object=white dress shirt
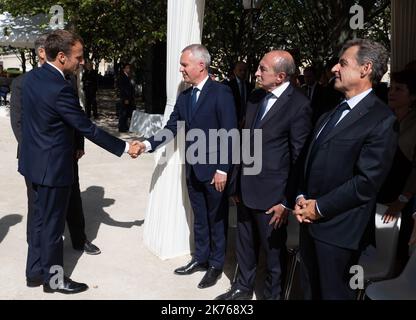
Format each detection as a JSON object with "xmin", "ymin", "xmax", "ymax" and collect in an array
[{"xmin": 260, "ymin": 81, "xmax": 290, "ymax": 121}]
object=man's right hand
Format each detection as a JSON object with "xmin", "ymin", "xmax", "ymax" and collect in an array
[{"xmin": 128, "ymin": 141, "xmax": 146, "ymax": 158}]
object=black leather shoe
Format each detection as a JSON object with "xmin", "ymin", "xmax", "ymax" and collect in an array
[
  {"xmin": 215, "ymin": 287, "xmax": 253, "ymax": 300},
  {"xmin": 43, "ymin": 277, "xmax": 88, "ymax": 294},
  {"xmin": 26, "ymin": 277, "xmax": 43, "ymax": 288},
  {"xmin": 83, "ymin": 240, "xmax": 101, "ymax": 255},
  {"xmin": 174, "ymin": 260, "xmax": 208, "ymax": 275},
  {"xmin": 198, "ymin": 266, "xmax": 222, "ymax": 289},
  {"xmin": 74, "ymin": 240, "xmax": 101, "ymax": 255}
]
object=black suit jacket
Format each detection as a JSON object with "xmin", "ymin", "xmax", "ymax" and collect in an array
[
  {"xmin": 117, "ymin": 72, "xmax": 135, "ymax": 105},
  {"xmin": 300, "ymin": 91, "xmax": 398, "ymax": 250},
  {"xmin": 10, "ymin": 74, "xmax": 25, "ymax": 153},
  {"xmin": 230, "ymin": 84, "xmax": 312, "ymax": 211},
  {"xmin": 227, "ymin": 78, "xmax": 253, "ymax": 125}
]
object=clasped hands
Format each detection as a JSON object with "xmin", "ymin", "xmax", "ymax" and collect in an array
[
  {"xmin": 266, "ymin": 196, "xmax": 321, "ymax": 229},
  {"xmin": 128, "ymin": 141, "xmax": 146, "ymax": 158}
]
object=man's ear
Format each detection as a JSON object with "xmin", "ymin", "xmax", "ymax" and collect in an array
[
  {"xmin": 57, "ymin": 52, "xmax": 66, "ymax": 65},
  {"xmin": 361, "ymin": 62, "xmax": 372, "ymax": 79}
]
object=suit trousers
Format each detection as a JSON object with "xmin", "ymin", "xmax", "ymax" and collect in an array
[
  {"xmin": 26, "ymin": 183, "xmax": 71, "ymax": 282},
  {"xmin": 186, "ymin": 168, "xmax": 228, "ymax": 270},
  {"xmin": 66, "ymin": 160, "xmax": 87, "ymax": 249},
  {"xmin": 24, "ymin": 177, "xmax": 35, "ymax": 243},
  {"xmin": 235, "ymin": 203, "xmax": 287, "ymax": 299},
  {"xmin": 118, "ymin": 102, "xmax": 132, "ymax": 132},
  {"xmin": 84, "ymin": 88, "xmax": 97, "ymax": 118},
  {"xmin": 299, "ymin": 225, "xmax": 359, "ymax": 300}
]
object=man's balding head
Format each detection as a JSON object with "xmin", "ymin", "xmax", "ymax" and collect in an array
[{"xmin": 255, "ymin": 50, "xmax": 296, "ymax": 91}]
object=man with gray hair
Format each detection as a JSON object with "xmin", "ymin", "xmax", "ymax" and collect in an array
[
  {"xmin": 216, "ymin": 50, "xmax": 312, "ymax": 300},
  {"xmin": 137, "ymin": 44, "xmax": 237, "ymax": 289},
  {"xmin": 294, "ymin": 39, "xmax": 398, "ymax": 299}
]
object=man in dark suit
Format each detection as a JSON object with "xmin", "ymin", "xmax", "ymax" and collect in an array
[
  {"xmin": 18, "ymin": 30, "xmax": 140, "ymax": 294},
  {"xmin": 116, "ymin": 63, "xmax": 135, "ymax": 132},
  {"xmin": 137, "ymin": 44, "xmax": 237, "ymax": 289},
  {"xmin": 10, "ymin": 35, "xmax": 100, "ymax": 256},
  {"xmin": 81, "ymin": 60, "xmax": 98, "ymax": 118},
  {"xmin": 216, "ymin": 50, "xmax": 312, "ymax": 300},
  {"xmin": 302, "ymin": 66, "xmax": 328, "ymax": 124},
  {"xmin": 294, "ymin": 39, "xmax": 398, "ymax": 300},
  {"xmin": 227, "ymin": 61, "xmax": 253, "ymax": 127}
]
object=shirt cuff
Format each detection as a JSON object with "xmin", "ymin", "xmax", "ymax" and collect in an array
[
  {"xmin": 296, "ymin": 194, "xmax": 305, "ymax": 202},
  {"xmin": 124, "ymin": 142, "xmax": 129, "ymax": 153},
  {"xmin": 143, "ymin": 140, "xmax": 152, "ymax": 153},
  {"xmin": 216, "ymin": 170, "xmax": 227, "ymax": 175},
  {"xmin": 315, "ymin": 201, "xmax": 324, "ymax": 217}
]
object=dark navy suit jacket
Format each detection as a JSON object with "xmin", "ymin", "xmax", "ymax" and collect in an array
[
  {"xmin": 18, "ymin": 63, "xmax": 125, "ymax": 187},
  {"xmin": 229, "ymin": 85, "xmax": 312, "ymax": 211},
  {"xmin": 300, "ymin": 92, "xmax": 398, "ymax": 250},
  {"xmin": 148, "ymin": 78, "xmax": 237, "ymax": 182}
]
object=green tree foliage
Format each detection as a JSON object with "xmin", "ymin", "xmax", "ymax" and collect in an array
[
  {"xmin": 0, "ymin": 0, "xmax": 167, "ymax": 70},
  {"xmin": 0, "ymin": 0, "xmax": 390, "ymax": 81},
  {"xmin": 203, "ymin": 0, "xmax": 391, "ymax": 81}
]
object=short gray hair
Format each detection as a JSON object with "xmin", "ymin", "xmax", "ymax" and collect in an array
[
  {"xmin": 271, "ymin": 51, "xmax": 296, "ymax": 80},
  {"xmin": 182, "ymin": 44, "xmax": 211, "ymax": 69},
  {"xmin": 340, "ymin": 39, "xmax": 389, "ymax": 85}
]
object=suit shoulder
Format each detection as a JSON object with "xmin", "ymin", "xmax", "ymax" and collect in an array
[
  {"xmin": 212, "ymin": 80, "xmax": 232, "ymax": 93},
  {"xmin": 370, "ymin": 93, "xmax": 395, "ymax": 118},
  {"xmin": 291, "ymin": 86, "xmax": 311, "ymax": 105}
]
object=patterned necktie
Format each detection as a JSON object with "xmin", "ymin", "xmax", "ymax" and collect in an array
[
  {"xmin": 253, "ymin": 92, "xmax": 274, "ymax": 128},
  {"xmin": 314, "ymin": 101, "xmax": 350, "ymax": 146},
  {"xmin": 190, "ymin": 87, "xmax": 199, "ymax": 116}
]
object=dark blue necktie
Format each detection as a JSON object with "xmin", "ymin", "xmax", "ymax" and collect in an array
[
  {"xmin": 190, "ymin": 87, "xmax": 199, "ymax": 116},
  {"xmin": 314, "ymin": 101, "xmax": 350, "ymax": 146},
  {"xmin": 307, "ymin": 101, "xmax": 350, "ymax": 177},
  {"xmin": 253, "ymin": 92, "xmax": 274, "ymax": 128}
]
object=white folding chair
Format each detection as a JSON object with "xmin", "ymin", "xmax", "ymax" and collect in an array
[
  {"xmin": 365, "ymin": 249, "xmax": 416, "ymax": 300},
  {"xmin": 357, "ymin": 203, "xmax": 402, "ymax": 299}
]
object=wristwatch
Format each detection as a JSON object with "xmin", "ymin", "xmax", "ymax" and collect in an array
[{"xmin": 398, "ymin": 194, "xmax": 410, "ymax": 203}]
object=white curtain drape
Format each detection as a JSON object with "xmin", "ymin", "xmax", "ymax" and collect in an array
[
  {"xmin": 143, "ymin": 0, "xmax": 206, "ymax": 259},
  {"xmin": 391, "ymin": 0, "xmax": 416, "ymax": 71}
]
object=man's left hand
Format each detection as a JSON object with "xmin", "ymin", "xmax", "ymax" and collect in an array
[
  {"xmin": 267, "ymin": 204, "xmax": 288, "ymax": 229},
  {"xmin": 211, "ymin": 172, "xmax": 227, "ymax": 192}
]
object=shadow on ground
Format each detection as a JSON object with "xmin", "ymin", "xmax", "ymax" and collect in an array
[
  {"xmin": 0, "ymin": 214, "xmax": 23, "ymax": 244},
  {"xmin": 64, "ymin": 186, "xmax": 143, "ymax": 277}
]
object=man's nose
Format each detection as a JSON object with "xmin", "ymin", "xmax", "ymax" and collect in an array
[{"xmin": 331, "ymin": 64, "xmax": 339, "ymax": 73}]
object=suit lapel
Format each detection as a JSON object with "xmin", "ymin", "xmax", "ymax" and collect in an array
[
  {"xmin": 257, "ymin": 85, "xmax": 293, "ymax": 129},
  {"xmin": 319, "ymin": 94, "xmax": 372, "ymax": 145},
  {"xmin": 304, "ymin": 92, "xmax": 374, "ymax": 173},
  {"xmin": 246, "ymin": 90, "xmax": 267, "ymax": 129},
  {"xmin": 189, "ymin": 78, "xmax": 213, "ymax": 123},
  {"xmin": 184, "ymin": 87, "xmax": 192, "ymax": 123}
]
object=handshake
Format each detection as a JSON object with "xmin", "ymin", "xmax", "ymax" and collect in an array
[{"xmin": 127, "ymin": 141, "xmax": 147, "ymax": 158}]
